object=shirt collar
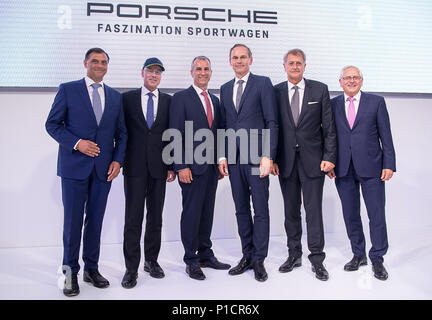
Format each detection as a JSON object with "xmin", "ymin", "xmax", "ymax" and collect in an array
[
  {"xmin": 192, "ymin": 84, "xmax": 208, "ymax": 96},
  {"xmin": 85, "ymin": 76, "xmax": 104, "ymax": 88},
  {"xmin": 142, "ymin": 86, "xmax": 159, "ymax": 98},
  {"xmin": 344, "ymin": 90, "xmax": 362, "ymax": 102},
  {"xmin": 235, "ymin": 72, "xmax": 250, "ymax": 85},
  {"xmin": 288, "ymin": 78, "xmax": 305, "ymax": 90}
]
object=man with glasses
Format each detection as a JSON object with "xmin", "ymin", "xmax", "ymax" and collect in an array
[
  {"xmin": 121, "ymin": 58, "xmax": 175, "ymax": 288},
  {"xmin": 328, "ymin": 66, "xmax": 396, "ymax": 280}
]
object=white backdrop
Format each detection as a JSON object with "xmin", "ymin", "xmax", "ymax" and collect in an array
[{"xmin": 0, "ymin": 88, "xmax": 431, "ymax": 248}]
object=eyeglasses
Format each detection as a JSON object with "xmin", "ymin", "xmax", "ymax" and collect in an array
[{"xmin": 341, "ymin": 76, "xmax": 362, "ymax": 81}]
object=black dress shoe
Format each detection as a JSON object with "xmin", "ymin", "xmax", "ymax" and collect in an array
[
  {"xmin": 186, "ymin": 264, "xmax": 206, "ymax": 280},
  {"xmin": 253, "ymin": 260, "xmax": 268, "ymax": 282},
  {"xmin": 311, "ymin": 263, "xmax": 329, "ymax": 281},
  {"xmin": 228, "ymin": 257, "xmax": 253, "ymax": 275},
  {"xmin": 83, "ymin": 269, "xmax": 110, "ymax": 288},
  {"xmin": 279, "ymin": 256, "xmax": 302, "ymax": 273},
  {"xmin": 63, "ymin": 273, "xmax": 79, "ymax": 297},
  {"xmin": 200, "ymin": 256, "xmax": 231, "ymax": 270},
  {"xmin": 372, "ymin": 261, "xmax": 388, "ymax": 280},
  {"xmin": 144, "ymin": 261, "xmax": 165, "ymax": 279},
  {"xmin": 344, "ymin": 256, "xmax": 367, "ymax": 271},
  {"xmin": 121, "ymin": 270, "xmax": 138, "ymax": 289}
]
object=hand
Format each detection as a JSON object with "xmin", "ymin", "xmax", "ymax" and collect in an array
[
  {"xmin": 77, "ymin": 139, "xmax": 100, "ymax": 157},
  {"xmin": 320, "ymin": 161, "xmax": 335, "ymax": 173},
  {"xmin": 260, "ymin": 157, "xmax": 273, "ymax": 178},
  {"xmin": 272, "ymin": 163, "xmax": 280, "ymax": 176},
  {"xmin": 218, "ymin": 173, "xmax": 224, "ymax": 180},
  {"xmin": 178, "ymin": 168, "xmax": 193, "ymax": 184},
  {"xmin": 107, "ymin": 161, "xmax": 121, "ymax": 181},
  {"xmin": 381, "ymin": 169, "xmax": 394, "ymax": 181},
  {"xmin": 218, "ymin": 159, "xmax": 229, "ymax": 176},
  {"xmin": 167, "ymin": 170, "xmax": 176, "ymax": 182},
  {"xmin": 327, "ymin": 169, "xmax": 336, "ymax": 179}
]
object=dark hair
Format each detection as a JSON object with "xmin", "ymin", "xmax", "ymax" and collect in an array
[
  {"xmin": 85, "ymin": 48, "xmax": 110, "ymax": 62},
  {"xmin": 283, "ymin": 48, "xmax": 306, "ymax": 64},
  {"xmin": 229, "ymin": 44, "xmax": 252, "ymax": 58}
]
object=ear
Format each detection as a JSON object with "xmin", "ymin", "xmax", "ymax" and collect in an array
[
  {"xmin": 83, "ymin": 59, "xmax": 88, "ymax": 68},
  {"xmin": 249, "ymin": 56, "xmax": 253, "ymax": 65},
  {"xmin": 141, "ymin": 69, "xmax": 145, "ymax": 78}
]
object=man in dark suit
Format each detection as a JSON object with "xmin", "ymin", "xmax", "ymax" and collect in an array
[
  {"xmin": 218, "ymin": 44, "xmax": 278, "ymax": 282},
  {"xmin": 272, "ymin": 48, "xmax": 336, "ymax": 281},
  {"xmin": 121, "ymin": 58, "xmax": 176, "ymax": 289},
  {"xmin": 170, "ymin": 56, "xmax": 230, "ymax": 280},
  {"xmin": 328, "ymin": 66, "xmax": 396, "ymax": 280},
  {"xmin": 46, "ymin": 48, "xmax": 127, "ymax": 297}
]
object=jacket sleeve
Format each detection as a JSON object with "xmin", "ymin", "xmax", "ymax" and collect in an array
[{"xmin": 45, "ymin": 84, "xmax": 80, "ymax": 151}]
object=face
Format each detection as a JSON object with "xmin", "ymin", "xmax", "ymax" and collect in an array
[
  {"xmin": 84, "ymin": 52, "xmax": 108, "ymax": 83},
  {"xmin": 284, "ymin": 53, "xmax": 306, "ymax": 85},
  {"xmin": 230, "ymin": 46, "xmax": 253, "ymax": 78},
  {"xmin": 142, "ymin": 65, "xmax": 162, "ymax": 91},
  {"xmin": 191, "ymin": 59, "xmax": 212, "ymax": 90},
  {"xmin": 339, "ymin": 67, "xmax": 363, "ymax": 96}
]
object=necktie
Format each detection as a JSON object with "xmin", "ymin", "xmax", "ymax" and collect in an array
[
  {"xmin": 235, "ymin": 79, "xmax": 244, "ymax": 112},
  {"xmin": 201, "ymin": 91, "xmax": 213, "ymax": 128},
  {"xmin": 347, "ymin": 96, "xmax": 356, "ymax": 129},
  {"xmin": 146, "ymin": 92, "xmax": 154, "ymax": 128},
  {"xmin": 291, "ymin": 85, "xmax": 299, "ymax": 126},
  {"xmin": 91, "ymin": 83, "xmax": 103, "ymax": 125}
]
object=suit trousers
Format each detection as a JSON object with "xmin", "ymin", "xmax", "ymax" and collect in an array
[
  {"xmin": 179, "ymin": 166, "xmax": 218, "ymax": 265},
  {"xmin": 229, "ymin": 163, "xmax": 270, "ymax": 262},
  {"xmin": 61, "ymin": 169, "xmax": 112, "ymax": 274},
  {"xmin": 278, "ymin": 151, "xmax": 326, "ymax": 264},
  {"xmin": 335, "ymin": 160, "xmax": 388, "ymax": 263},
  {"xmin": 123, "ymin": 174, "xmax": 166, "ymax": 272}
]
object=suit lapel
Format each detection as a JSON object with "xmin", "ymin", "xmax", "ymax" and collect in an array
[
  {"xmin": 152, "ymin": 89, "xmax": 165, "ymax": 129},
  {"xmin": 279, "ymin": 81, "xmax": 295, "ymax": 126},
  {"xmin": 188, "ymin": 86, "xmax": 209, "ymax": 127},
  {"xmin": 79, "ymin": 78, "xmax": 98, "ymax": 125},
  {"xmin": 337, "ymin": 95, "xmax": 351, "ymax": 131},
  {"xmin": 237, "ymin": 73, "xmax": 254, "ymax": 115},
  {"xmin": 297, "ymin": 79, "xmax": 309, "ymax": 126},
  {"xmin": 225, "ymin": 79, "xmax": 237, "ymax": 117},
  {"xmin": 352, "ymin": 91, "xmax": 366, "ymax": 130}
]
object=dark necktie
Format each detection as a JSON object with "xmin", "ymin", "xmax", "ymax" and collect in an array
[
  {"xmin": 291, "ymin": 85, "xmax": 300, "ymax": 126},
  {"xmin": 201, "ymin": 91, "xmax": 213, "ymax": 128},
  {"xmin": 235, "ymin": 79, "xmax": 244, "ymax": 112},
  {"xmin": 91, "ymin": 83, "xmax": 103, "ymax": 125},
  {"xmin": 146, "ymin": 92, "xmax": 154, "ymax": 128}
]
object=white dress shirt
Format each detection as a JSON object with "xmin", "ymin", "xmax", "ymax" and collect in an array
[
  {"xmin": 192, "ymin": 84, "xmax": 214, "ymax": 116},
  {"xmin": 287, "ymin": 78, "xmax": 305, "ymax": 114},
  {"xmin": 344, "ymin": 91, "xmax": 362, "ymax": 119},
  {"xmin": 141, "ymin": 86, "xmax": 159, "ymax": 121},
  {"xmin": 232, "ymin": 72, "xmax": 250, "ymax": 106}
]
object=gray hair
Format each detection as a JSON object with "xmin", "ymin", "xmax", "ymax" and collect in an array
[
  {"xmin": 283, "ymin": 48, "xmax": 306, "ymax": 64},
  {"xmin": 191, "ymin": 56, "xmax": 211, "ymax": 71},
  {"xmin": 340, "ymin": 65, "xmax": 363, "ymax": 79}
]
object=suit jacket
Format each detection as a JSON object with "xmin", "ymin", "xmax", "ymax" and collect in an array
[
  {"xmin": 219, "ymin": 73, "xmax": 278, "ymax": 163},
  {"xmin": 46, "ymin": 78, "xmax": 127, "ymax": 181},
  {"xmin": 169, "ymin": 86, "xmax": 221, "ymax": 175},
  {"xmin": 331, "ymin": 92, "xmax": 396, "ymax": 178},
  {"xmin": 274, "ymin": 79, "xmax": 336, "ymax": 178},
  {"xmin": 122, "ymin": 88, "xmax": 171, "ymax": 178}
]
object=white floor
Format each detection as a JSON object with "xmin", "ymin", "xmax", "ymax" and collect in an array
[{"xmin": 1, "ymin": 230, "xmax": 431, "ymax": 300}]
